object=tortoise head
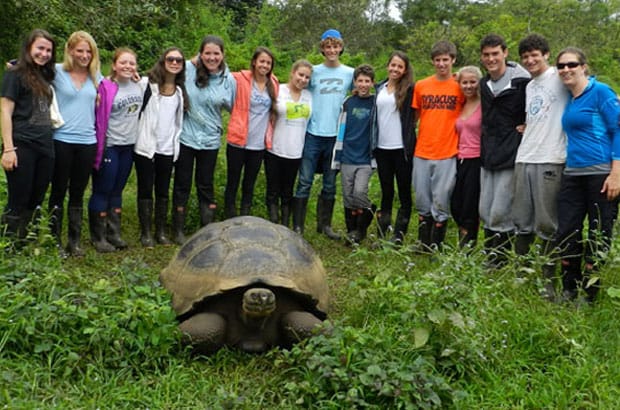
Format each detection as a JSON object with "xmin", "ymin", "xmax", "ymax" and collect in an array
[{"xmin": 242, "ymin": 287, "xmax": 276, "ymax": 318}]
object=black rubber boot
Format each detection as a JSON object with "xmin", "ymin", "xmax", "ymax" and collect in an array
[
  {"xmin": 583, "ymin": 264, "xmax": 601, "ymax": 303},
  {"xmin": 430, "ymin": 219, "xmax": 448, "ymax": 250},
  {"xmin": 154, "ymin": 199, "xmax": 172, "ymax": 245},
  {"xmin": 138, "ymin": 199, "xmax": 155, "ymax": 248},
  {"xmin": 106, "ymin": 208, "xmax": 128, "ymax": 249},
  {"xmin": 280, "ymin": 203, "xmax": 290, "ymax": 227},
  {"xmin": 89, "ymin": 210, "xmax": 116, "ymax": 253},
  {"xmin": 316, "ymin": 195, "xmax": 340, "ymax": 240},
  {"xmin": 49, "ymin": 205, "xmax": 63, "ymax": 246},
  {"xmin": 292, "ymin": 197, "xmax": 308, "ymax": 235},
  {"xmin": 357, "ymin": 205, "xmax": 376, "ymax": 242},
  {"xmin": 390, "ymin": 208, "xmax": 410, "ymax": 245},
  {"xmin": 199, "ymin": 202, "xmax": 216, "ymax": 226},
  {"xmin": 515, "ymin": 233, "xmax": 535, "ymax": 256},
  {"xmin": 239, "ymin": 203, "xmax": 251, "ymax": 216},
  {"xmin": 458, "ymin": 224, "xmax": 478, "ymax": 249},
  {"xmin": 344, "ymin": 207, "xmax": 360, "ymax": 245},
  {"xmin": 415, "ymin": 215, "xmax": 433, "ymax": 253},
  {"xmin": 66, "ymin": 207, "xmax": 85, "ymax": 256},
  {"xmin": 172, "ymin": 206, "xmax": 187, "ymax": 245},
  {"xmin": 560, "ymin": 258, "xmax": 581, "ymax": 302},
  {"xmin": 484, "ymin": 229, "xmax": 512, "ymax": 269},
  {"xmin": 268, "ymin": 203, "xmax": 279, "ymax": 224},
  {"xmin": 376, "ymin": 209, "xmax": 392, "ymax": 239}
]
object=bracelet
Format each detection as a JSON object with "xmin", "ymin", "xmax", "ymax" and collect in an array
[{"xmin": 3, "ymin": 148, "xmax": 16, "ymax": 153}]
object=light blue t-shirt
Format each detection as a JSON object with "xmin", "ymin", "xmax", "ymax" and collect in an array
[
  {"xmin": 180, "ymin": 61, "xmax": 236, "ymax": 150},
  {"xmin": 53, "ymin": 64, "xmax": 99, "ymax": 144},
  {"xmin": 307, "ymin": 63, "xmax": 354, "ymax": 137}
]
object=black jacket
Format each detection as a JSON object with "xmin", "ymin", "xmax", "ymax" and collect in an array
[{"xmin": 480, "ymin": 62, "xmax": 530, "ymax": 170}]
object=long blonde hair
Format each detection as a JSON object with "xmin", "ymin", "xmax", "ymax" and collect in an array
[{"xmin": 62, "ymin": 31, "xmax": 100, "ymax": 86}]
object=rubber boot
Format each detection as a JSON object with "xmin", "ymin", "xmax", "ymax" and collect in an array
[
  {"xmin": 376, "ymin": 209, "xmax": 392, "ymax": 239},
  {"xmin": 224, "ymin": 203, "xmax": 237, "ymax": 219},
  {"xmin": 49, "ymin": 205, "xmax": 63, "ymax": 247},
  {"xmin": 484, "ymin": 229, "xmax": 511, "ymax": 269},
  {"xmin": 280, "ymin": 203, "xmax": 290, "ymax": 228},
  {"xmin": 292, "ymin": 197, "xmax": 308, "ymax": 235},
  {"xmin": 172, "ymin": 206, "xmax": 187, "ymax": 245},
  {"xmin": 199, "ymin": 202, "xmax": 216, "ymax": 226},
  {"xmin": 458, "ymin": 224, "xmax": 478, "ymax": 249},
  {"xmin": 415, "ymin": 215, "xmax": 433, "ymax": 253},
  {"xmin": 138, "ymin": 199, "xmax": 155, "ymax": 248},
  {"xmin": 538, "ymin": 240, "xmax": 557, "ymax": 301},
  {"xmin": 560, "ymin": 258, "xmax": 581, "ymax": 302},
  {"xmin": 239, "ymin": 203, "xmax": 251, "ymax": 216},
  {"xmin": 430, "ymin": 219, "xmax": 448, "ymax": 250},
  {"xmin": 66, "ymin": 207, "xmax": 85, "ymax": 256},
  {"xmin": 268, "ymin": 203, "xmax": 279, "ymax": 224},
  {"xmin": 154, "ymin": 199, "xmax": 172, "ymax": 245},
  {"xmin": 106, "ymin": 208, "xmax": 128, "ymax": 249},
  {"xmin": 316, "ymin": 195, "xmax": 340, "ymax": 240},
  {"xmin": 344, "ymin": 207, "xmax": 360, "ymax": 245},
  {"xmin": 357, "ymin": 205, "xmax": 376, "ymax": 242},
  {"xmin": 88, "ymin": 210, "xmax": 116, "ymax": 253},
  {"xmin": 2, "ymin": 212, "xmax": 22, "ymax": 250},
  {"xmin": 390, "ymin": 209, "xmax": 410, "ymax": 245},
  {"xmin": 515, "ymin": 233, "xmax": 535, "ymax": 256},
  {"xmin": 18, "ymin": 209, "xmax": 36, "ymax": 242}
]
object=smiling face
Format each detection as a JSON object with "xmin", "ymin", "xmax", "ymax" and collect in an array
[
  {"xmin": 252, "ymin": 52, "xmax": 273, "ymax": 79},
  {"xmin": 520, "ymin": 49, "xmax": 549, "ymax": 78},
  {"xmin": 320, "ymin": 39, "xmax": 343, "ymax": 66},
  {"xmin": 354, "ymin": 74, "xmax": 373, "ymax": 97},
  {"xmin": 387, "ymin": 55, "xmax": 406, "ymax": 82},
  {"xmin": 30, "ymin": 36, "xmax": 53, "ymax": 67},
  {"xmin": 432, "ymin": 53, "xmax": 455, "ymax": 80},
  {"xmin": 112, "ymin": 52, "xmax": 137, "ymax": 82},
  {"xmin": 164, "ymin": 50, "xmax": 184, "ymax": 75},
  {"xmin": 459, "ymin": 72, "xmax": 480, "ymax": 99},
  {"xmin": 289, "ymin": 65, "xmax": 312, "ymax": 91},
  {"xmin": 557, "ymin": 52, "xmax": 587, "ymax": 92},
  {"xmin": 69, "ymin": 40, "xmax": 92, "ymax": 70},
  {"xmin": 200, "ymin": 42, "xmax": 224, "ymax": 74},
  {"xmin": 481, "ymin": 45, "xmax": 508, "ymax": 79}
]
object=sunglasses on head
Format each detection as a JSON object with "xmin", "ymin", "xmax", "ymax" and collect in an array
[
  {"xmin": 165, "ymin": 56, "xmax": 184, "ymax": 64},
  {"xmin": 556, "ymin": 62, "xmax": 581, "ymax": 70}
]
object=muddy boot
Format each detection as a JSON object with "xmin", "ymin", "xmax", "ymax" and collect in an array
[
  {"xmin": 66, "ymin": 207, "xmax": 85, "ymax": 256},
  {"xmin": 138, "ymin": 199, "xmax": 154, "ymax": 248},
  {"xmin": 458, "ymin": 224, "xmax": 479, "ymax": 249},
  {"xmin": 268, "ymin": 202, "xmax": 279, "ymax": 224},
  {"xmin": 199, "ymin": 202, "xmax": 216, "ymax": 226},
  {"xmin": 515, "ymin": 233, "xmax": 535, "ymax": 256},
  {"xmin": 357, "ymin": 205, "xmax": 376, "ymax": 242},
  {"xmin": 390, "ymin": 209, "xmax": 410, "ymax": 245},
  {"xmin": 154, "ymin": 199, "xmax": 172, "ymax": 245},
  {"xmin": 106, "ymin": 208, "xmax": 128, "ymax": 249},
  {"xmin": 89, "ymin": 210, "xmax": 116, "ymax": 253},
  {"xmin": 430, "ymin": 219, "xmax": 448, "ymax": 250},
  {"xmin": 316, "ymin": 195, "xmax": 340, "ymax": 240},
  {"xmin": 292, "ymin": 197, "xmax": 308, "ymax": 235},
  {"xmin": 344, "ymin": 207, "xmax": 360, "ymax": 245},
  {"xmin": 560, "ymin": 258, "xmax": 581, "ymax": 302},
  {"xmin": 376, "ymin": 209, "xmax": 392, "ymax": 239},
  {"xmin": 280, "ymin": 203, "xmax": 290, "ymax": 228},
  {"xmin": 414, "ymin": 215, "xmax": 433, "ymax": 253},
  {"xmin": 172, "ymin": 206, "xmax": 187, "ymax": 245}
]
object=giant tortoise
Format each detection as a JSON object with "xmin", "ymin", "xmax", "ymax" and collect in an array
[{"xmin": 160, "ymin": 216, "xmax": 329, "ymax": 353}]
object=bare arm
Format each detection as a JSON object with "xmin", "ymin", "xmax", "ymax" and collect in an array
[
  {"xmin": 1, "ymin": 97, "xmax": 18, "ymax": 171},
  {"xmin": 601, "ymin": 159, "xmax": 620, "ymax": 200}
]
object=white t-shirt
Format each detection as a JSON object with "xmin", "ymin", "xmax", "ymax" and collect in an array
[
  {"xmin": 516, "ymin": 66, "xmax": 568, "ymax": 164},
  {"xmin": 155, "ymin": 94, "xmax": 179, "ymax": 155},
  {"xmin": 376, "ymin": 86, "xmax": 403, "ymax": 149},
  {"xmin": 269, "ymin": 84, "xmax": 312, "ymax": 159}
]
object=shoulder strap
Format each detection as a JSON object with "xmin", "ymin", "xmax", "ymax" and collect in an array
[{"xmin": 139, "ymin": 84, "xmax": 152, "ymax": 119}]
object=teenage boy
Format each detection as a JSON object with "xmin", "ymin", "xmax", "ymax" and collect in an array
[
  {"xmin": 411, "ymin": 40, "xmax": 464, "ymax": 250},
  {"xmin": 514, "ymin": 34, "xmax": 568, "ymax": 296},
  {"xmin": 479, "ymin": 34, "xmax": 530, "ymax": 266},
  {"xmin": 331, "ymin": 64, "xmax": 376, "ymax": 244},
  {"xmin": 292, "ymin": 29, "xmax": 354, "ymax": 239}
]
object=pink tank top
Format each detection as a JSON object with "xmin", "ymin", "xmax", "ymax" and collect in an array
[{"xmin": 455, "ymin": 103, "xmax": 481, "ymax": 159}]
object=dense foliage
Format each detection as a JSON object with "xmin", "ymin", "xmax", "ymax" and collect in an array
[{"xmin": 1, "ymin": 0, "xmax": 619, "ymax": 88}]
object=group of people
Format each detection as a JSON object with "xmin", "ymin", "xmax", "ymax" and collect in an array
[{"xmin": 1, "ymin": 28, "xmax": 619, "ymax": 304}]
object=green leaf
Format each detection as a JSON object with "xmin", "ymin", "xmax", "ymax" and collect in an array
[{"xmin": 413, "ymin": 327, "xmax": 430, "ymax": 348}]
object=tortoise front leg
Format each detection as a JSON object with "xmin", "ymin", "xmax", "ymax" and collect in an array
[
  {"xmin": 281, "ymin": 311, "xmax": 324, "ymax": 347},
  {"xmin": 179, "ymin": 312, "xmax": 226, "ymax": 354}
]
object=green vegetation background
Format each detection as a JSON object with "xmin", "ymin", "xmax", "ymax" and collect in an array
[{"xmin": 1, "ymin": 0, "xmax": 620, "ymax": 408}]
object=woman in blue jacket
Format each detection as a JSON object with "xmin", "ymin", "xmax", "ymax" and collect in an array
[{"xmin": 555, "ymin": 47, "xmax": 620, "ymax": 303}]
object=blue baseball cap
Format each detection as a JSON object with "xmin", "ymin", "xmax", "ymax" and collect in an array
[{"xmin": 321, "ymin": 29, "xmax": 342, "ymax": 41}]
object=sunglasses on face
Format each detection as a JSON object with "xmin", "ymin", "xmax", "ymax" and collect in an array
[
  {"xmin": 556, "ymin": 62, "xmax": 581, "ymax": 70},
  {"xmin": 165, "ymin": 56, "xmax": 184, "ymax": 64}
]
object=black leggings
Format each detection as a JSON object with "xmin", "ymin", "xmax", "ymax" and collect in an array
[
  {"xmin": 374, "ymin": 148, "xmax": 412, "ymax": 214},
  {"xmin": 134, "ymin": 152, "xmax": 174, "ymax": 201},
  {"xmin": 48, "ymin": 140, "xmax": 96, "ymax": 209},
  {"xmin": 224, "ymin": 144, "xmax": 264, "ymax": 209}
]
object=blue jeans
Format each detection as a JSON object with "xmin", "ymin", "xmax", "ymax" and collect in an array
[
  {"xmin": 89, "ymin": 145, "xmax": 134, "ymax": 212},
  {"xmin": 294, "ymin": 133, "xmax": 337, "ymax": 199}
]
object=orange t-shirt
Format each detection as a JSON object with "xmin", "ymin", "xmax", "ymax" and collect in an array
[{"xmin": 412, "ymin": 75, "xmax": 464, "ymax": 160}]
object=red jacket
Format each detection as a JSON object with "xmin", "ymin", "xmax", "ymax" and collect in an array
[{"xmin": 227, "ymin": 70, "xmax": 279, "ymax": 149}]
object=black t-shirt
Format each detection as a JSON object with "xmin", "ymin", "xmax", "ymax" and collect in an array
[{"xmin": 1, "ymin": 69, "xmax": 54, "ymax": 156}]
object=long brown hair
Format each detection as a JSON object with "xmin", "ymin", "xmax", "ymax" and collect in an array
[
  {"xmin": 251, "ymin": 46, "xmax": 277, "ymax": 114},
  {"xmin": 148, "ymin": 47, "xmax": 189, "ymax": 111},
  {"xmin": 62, "ymin": 31, "xmax": 100, "ymax": 86},
  {"xmin": 195, "ymin": 35, "xmax": 225, "ymax": 88},
  {"xmin": 13, "ymin": 29, "xmax": 56, "ymax": 99},
  {"xmin": 387, "ymin": 51, "xmax": 413, "ymax": 111}
]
